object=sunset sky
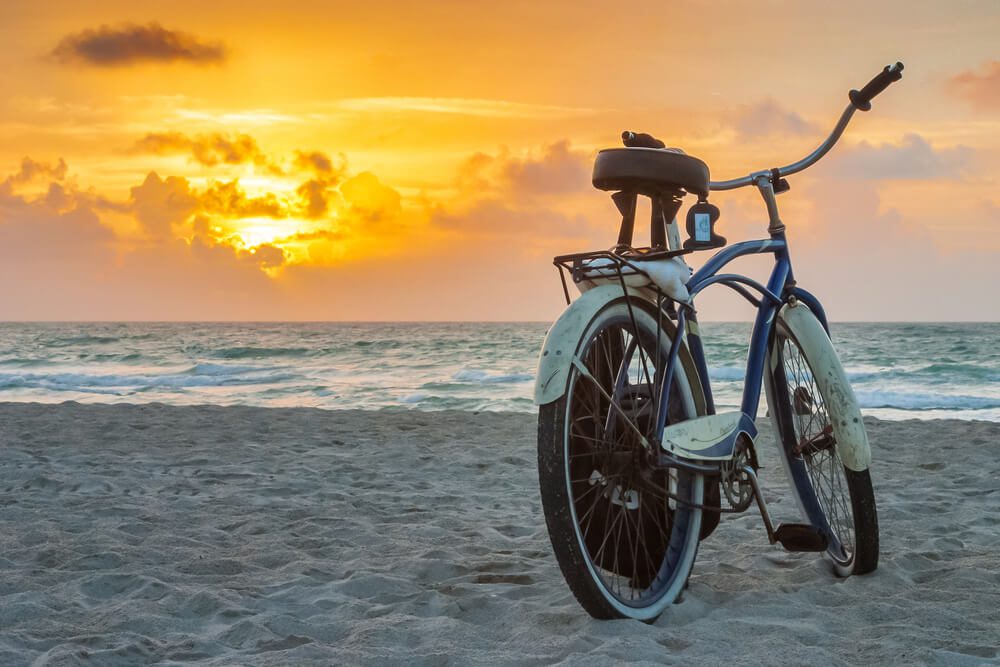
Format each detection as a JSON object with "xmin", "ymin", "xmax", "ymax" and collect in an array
[{"xmin": 1, "ymin": 1, "xmax": 998, "ymax": 320}]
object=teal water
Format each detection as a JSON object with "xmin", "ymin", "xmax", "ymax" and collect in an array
[{"xmin": 0, "ymin": 322, "xmax": 997, "ymax": 421}]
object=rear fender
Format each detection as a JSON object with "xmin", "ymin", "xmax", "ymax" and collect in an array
[{"xmin": 533, "ymin": 284, "xmax": 703, "ymax": 413}]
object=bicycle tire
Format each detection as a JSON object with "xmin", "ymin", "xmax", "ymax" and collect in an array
[
  {"xmin": 764, "ymin": 306, "xmax": 879, "ymax": 576},
  {"xmin": 537, "ymin": 300, "xmax": 704, "ymax": 620}
]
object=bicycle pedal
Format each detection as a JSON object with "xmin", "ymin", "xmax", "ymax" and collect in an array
[{"xmin": 773, "ymin": 523, "xmax": 828, "ymax": 552}]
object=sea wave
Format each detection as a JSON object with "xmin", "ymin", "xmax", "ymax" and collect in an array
[
  {"xmin": 82, "ymin": 353, "xmax": 145, "ymax": 363},
  {"xmin": 0, "ymin": 364, "xmax": 300, "ymax": 393},
  {"xmin": 704, "ymin": 363, "xmax": 1000, "ymax": 386},
  {"xmin": 46, "ymin": 335, "xmax": 121, "ymax": 347},
  {"xmin": 847, "ymin": 363, "xmax": 1000, "ymax": 384},
  {"xmin": 0, "ymin": 357, "xmax": 56, "ymax": 367},
  {"xmin": 708, "ymin": 366, "xmax": 745, "ymax": 381},
  {"xmin": 184, "ymin": 363, "xmax": 277, "ymax": 376},
  {"xmin": 854, "ymin": 390, "xmax": 1000, "ymax": 411},
  {"xmin": 911, "ymin": 363, "xmax": 1000, "ymax": 382},
  {"xmin": 400, "ymin": 392, "xmax": 535, "ymax": 411},
  {"xmin": 452, "ymin": 368, "xmax": 533, "ymax": 383},
  {"xmin": 209, "ymin": 346, "xmax": 313, "ymax": 360}
]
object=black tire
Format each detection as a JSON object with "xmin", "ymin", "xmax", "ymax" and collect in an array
[
  {"xmin": 765, "ymin": 315, "xmax": 879, "ymax": 576},
  {"xmin": 537, "ymin": 301, "xmax": 704, "ymax": 621}
]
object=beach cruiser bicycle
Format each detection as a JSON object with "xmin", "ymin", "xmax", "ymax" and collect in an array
[{"xmin": 536, "ymin": 63, "xmax": 904, "ymax": 620}]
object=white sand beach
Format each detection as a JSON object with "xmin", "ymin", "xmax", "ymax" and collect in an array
[{"xmin": 1, "ymin": 402, "xmax": 998, "ymax": 665}]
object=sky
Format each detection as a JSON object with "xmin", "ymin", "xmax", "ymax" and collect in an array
[{"xmin": 0, "ymin": 0, "xmax": 998, "ymax": 321}]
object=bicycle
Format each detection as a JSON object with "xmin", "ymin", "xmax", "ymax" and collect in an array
[{"xmin": 535, "ymin": 63, "xmax": 904, "ymax": 621}]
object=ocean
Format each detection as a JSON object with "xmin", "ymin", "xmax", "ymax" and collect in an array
[{"xmin": 0, "ymin": 322, "xmax": 997, "ymax": 421}]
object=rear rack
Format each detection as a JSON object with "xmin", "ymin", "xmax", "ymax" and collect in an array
[{"xmin": 552, "ymin": 246, "xmax": 691, "ymax": 306}]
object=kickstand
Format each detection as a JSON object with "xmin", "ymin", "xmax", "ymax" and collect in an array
[{"xmin": 742, "ymin": 465, "xmax": 777, "ymax": 543}]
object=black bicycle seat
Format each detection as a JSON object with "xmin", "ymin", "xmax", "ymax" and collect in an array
[{"xmin": 593, "ymin": 142, "xmax": 710, "ymax": 199}]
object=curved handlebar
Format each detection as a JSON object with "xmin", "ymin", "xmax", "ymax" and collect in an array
[{"xmin": 709, "ymin": 62, "xmax": 904, "ymax": 192}]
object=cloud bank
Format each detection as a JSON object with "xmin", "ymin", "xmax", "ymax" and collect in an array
[{"xmin": 2, "ymin": 128, "xmax": 996, "ymax": 320}]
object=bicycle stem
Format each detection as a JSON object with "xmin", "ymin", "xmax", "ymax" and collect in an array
[{"xmin": 755, "ymin": 176, "xmax": 785, "ymax": 236}]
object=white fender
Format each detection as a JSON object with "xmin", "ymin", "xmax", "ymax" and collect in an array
[
  {"xmin": 771, "ymin": 302, "xmax": 871, "ymax": 471},
  {"xmin": 534, "ymin": 284, "xmax": 702, "ymax": 408}
]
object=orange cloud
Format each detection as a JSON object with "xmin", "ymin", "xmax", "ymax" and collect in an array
[
  {"xmin": 732, "ymin": 100, "xmax": 819, "ymax": 140},
  {"xmin": 200, "ymin": 180, "xmax": 286, "ymax": 219},
  {"xmin": 431, "ymin": 142, "xmax": 605, "ymax": 255},
  {"xmin": 2, "ymin": 157, "xmax": 69, "ymax": 189},
  {"xmin": 455, "ymin": 141, "xmax": 592, "ymax": 200},
  {"xmin": 0, "ymin": 180, "xmax": 113, "ymax": 261},
  {"xmin": 293, "ymin": 151, "xmax": 346, "ymax": 179},
  {"xmin": 295, "ymin": 180, "xmax": 333, "ymax": 219},
  {"xmin": 289, "ymin": 154, "xmax": 349, "ymax": 219},
  {"xmin": 947, "ymin": 61, "xmax": 1000, "ymax": 111},
  {"xmin": 130, "ymin": 132, "xmax": 277, "ymax": 171},
  {"xmin": 340, "ymin": 173, "xmax": 401, "ymax": 221},
  {"xmin": 50, "ymin": 23, "xmax": 226, "ymax": 67},
  {"xmin": 125, "ymin": 173, "xmax": 200, "ymax": 239}
]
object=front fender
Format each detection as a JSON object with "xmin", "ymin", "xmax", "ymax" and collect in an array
[
  {"xmin": 533, "ymin": 284, "xmax": 702, "ymax": 409},
  {"xmin": 775, "ymin": 301, "xmax": 871, "ymax": 471}
]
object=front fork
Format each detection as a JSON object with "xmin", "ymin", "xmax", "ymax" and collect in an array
[{"xmin": 785, "ymin": 287, "xmax": 831, "ymax": 335}]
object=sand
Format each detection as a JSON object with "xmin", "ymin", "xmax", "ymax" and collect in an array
[{"xmin": 1, "ymin": 402, "xmax": 998, "ymax": 666}]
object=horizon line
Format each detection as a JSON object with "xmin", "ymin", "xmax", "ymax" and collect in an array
[{"xmin": 0, "ymin": 319, "xmax": 998, "ymax": 325}]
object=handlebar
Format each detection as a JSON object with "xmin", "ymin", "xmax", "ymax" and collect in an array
[
  {"xmin": 850, "ymin": 62, "xmax": 904, "ymax": 111},
  {"xmin": 709, "ymin": 61, "xmax": 904, "ymax": 192}
]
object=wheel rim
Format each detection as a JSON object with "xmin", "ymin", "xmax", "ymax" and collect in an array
[
  {"xmin": 563, "ymin": 312, "xmax": 697, "ymax": 608},
  {"xmin": 778, "ymin": 333, "xmax": 855, "ymax": 566}
]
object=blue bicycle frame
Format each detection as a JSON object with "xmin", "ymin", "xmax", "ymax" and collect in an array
[
  {"xmin": 651, "ymin": 176, "xmax": 833, "ymax": 438},
  {"xmin": 642, "ymin": 100, "xmax": 879, "ymax": 444},
  {"xmin": 689, "ymin": 237, "xmax": 789, "ymax": 417}
]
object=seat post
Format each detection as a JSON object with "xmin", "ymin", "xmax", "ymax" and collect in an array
[
  {"xmin": 652, "ymin": 195, "xmax": 682, "ymax": 249},
  {"xmin": 611, "ymin": 190, "xmax": 638, "ymax": 247}
]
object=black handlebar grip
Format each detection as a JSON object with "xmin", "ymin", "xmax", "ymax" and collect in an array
[
  {"xmin": 622, "ymin": 131, "xmax": 666, "ymax": 149},
  {"xmin": 849, "ymin": 62, "xmax": 904, "ymax": 111}
]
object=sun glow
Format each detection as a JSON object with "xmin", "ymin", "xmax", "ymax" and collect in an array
[
  {"xmin": 224, "ymin": 217, "xmax": 297, "ymax": 248},
  {"xmin": 237, "ymin": 174, "xmax": 299, "ymax": 198}
]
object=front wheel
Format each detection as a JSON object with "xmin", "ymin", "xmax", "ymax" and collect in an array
[
  {"xmin": 537, "ymin": 300, "xmax": 703, "ymax": 621},
  {"xmin": 764, "ymin": 305, "xmax": 879, "ymax": 576}
]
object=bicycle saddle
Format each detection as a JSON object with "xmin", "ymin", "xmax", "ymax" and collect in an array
[{"xmin": 592, "ymin": 131, "xmax": 710, "ymax": 199}]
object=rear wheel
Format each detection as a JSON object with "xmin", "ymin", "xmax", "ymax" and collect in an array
[
  {"xmin": 538, "ymin": 301, "xmax": 703, "ymax": 620},
  {"xmin": 765, "ymin": 312, "xmax": 878, "ymax": 576}
]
